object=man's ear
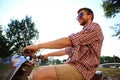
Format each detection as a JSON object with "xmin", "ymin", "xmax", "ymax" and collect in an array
[{"xmin": 88, "ymin": 14, "xmax": 92, "ymax": 20}]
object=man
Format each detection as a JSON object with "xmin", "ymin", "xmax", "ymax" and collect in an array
[{"xmin": 23, "ymin": 7, "xmax": 104, "ymax": 80}]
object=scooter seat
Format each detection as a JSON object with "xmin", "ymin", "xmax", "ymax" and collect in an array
[{"xmin": 91, "ymin": 71, "xmax": 103, "ymax": 80}]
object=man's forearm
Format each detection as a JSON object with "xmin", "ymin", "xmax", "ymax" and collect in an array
[{"xmin": 46, "ymin": 50, "xmax": 68, "ymax": 57}]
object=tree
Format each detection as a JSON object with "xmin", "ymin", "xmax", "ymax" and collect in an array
[
  {"xmin": 100, "ymin": 57, "xmax": 105, "ymax": 64},
  {"xmin": 102, "ymin": 0, "xmax": 120, "ymax": 39},
  {"xmin": 100, "ymin": 56, "xmax": 120, "ymax": 63},
  {"xmin": 104, "ymin": 56, "xmax": 114, "ymax": 63},
  {"xmin": 113, "ymin": 55, "xmax": 120, "ymax": 63},
  {"xmin": 40, "ymin": 59, "xmax": 49, "ymax": 65},
  {"xmin": 54, "ymin": 59, "xmax": 61, "ymax": 64},
  {"xmin": 4, "ymin": 16, "xmax": 39, "ymax": 56},
  {"xmin": 0, "ymin": 25, "xmax": 10, "ymax": 58},
  {"xmin": 102, "ymin": 0, "xmax": 120, "ymax": 18}
]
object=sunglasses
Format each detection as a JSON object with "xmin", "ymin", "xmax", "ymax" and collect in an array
[{"xmin": 76, "ymin": 12, "xmax": 83, "ymax": 20}]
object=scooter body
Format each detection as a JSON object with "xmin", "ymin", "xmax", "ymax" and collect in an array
[
  {"xmin": 7, "ymin": 56, "xmax": 105, "ymax": 80},
  {"xmin": 7, "ymin": 60, "xmax": 34, "ymax": 80},
  {"xmin": 91, "ymin": 71, "xmax": 103, "ymax": 80}
]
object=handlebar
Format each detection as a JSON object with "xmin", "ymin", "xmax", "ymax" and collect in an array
[{"xmin": 23, "ymin": 49, "xmax": 48, "ymax": 62}]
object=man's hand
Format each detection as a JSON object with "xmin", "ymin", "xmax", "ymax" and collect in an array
[{"xmin": 23, "ymin": 45, "xmax": 39, "ymax": 56}]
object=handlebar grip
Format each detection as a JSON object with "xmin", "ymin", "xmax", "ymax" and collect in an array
[{"xmin": 24, "ymin": 49, "xmax": 33, "ymax": 55}]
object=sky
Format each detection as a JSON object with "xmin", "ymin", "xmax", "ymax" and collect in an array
[{"xmin": 0, "ymin": 0, "xmax": 120, "ymax": 59}]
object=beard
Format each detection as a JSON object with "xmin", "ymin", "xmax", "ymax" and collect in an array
[
  {"xmin": 80, "ymin": 20, "xmax": 88, "ymax": 26},
  {"xmin": 78, "ymin": 18, "xmax": 88, "ymax": 26}
]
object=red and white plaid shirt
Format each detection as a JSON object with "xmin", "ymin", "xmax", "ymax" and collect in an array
[{"xmin": 65, "ymin": 22, "xmax": 104, "ymax": 80}]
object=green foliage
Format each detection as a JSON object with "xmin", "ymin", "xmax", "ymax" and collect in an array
[
  {"xmin": 40, "ymin": 58, "xmax": 62, "ymax": 65},
  {"xmin": 110, "ymin": 24, "xmax": 120, "ymax": 39},
  {"xmin": 100, "ymin": 56, "xmax": 120, "ymax": 63},
  {"xmin": 53, "ymin": 59, "xmax": 61, "ymax": 64},
  {"xmin": 40, "ymin": 59, "xmax": 49, "ymax": 65},
  {"xmin": 102, "ymin": 0, "xmax": 120, "ymax": 18},
  {"xmin": 102, "ymin": 0, "xmax": 120, "ymax": 39},
  {"xmin": 0, "ymin": 25, "xmax": 10, "ymax": 58},
  {"xmin": 0, "ymin": 16, "xmax": 39, "ymax": 57}
]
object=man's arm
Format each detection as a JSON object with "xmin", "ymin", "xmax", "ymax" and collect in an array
[
  {"xmin": 43, "ymin": 49, "xmax": 68, "ymax": 59},
  {"xmin": 23, "ymin": 37, "xmax": 72, "ymax": 55}
]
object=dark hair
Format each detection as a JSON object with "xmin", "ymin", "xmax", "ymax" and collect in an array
[{"xmin": 77, "ymin": 8, "xmax": 94, "ymax": 21}]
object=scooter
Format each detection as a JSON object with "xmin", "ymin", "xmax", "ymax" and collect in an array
[
  {"xmin": 6, "ymin": 53, "xmax": 99, "ymax": 80},
  {"xmin": 7, "ymin": 51, "xmax": 112, "ymax": 80},
  {"xmin": 6, "ymin": 53, "xmax": 45, "ymax": 80}
]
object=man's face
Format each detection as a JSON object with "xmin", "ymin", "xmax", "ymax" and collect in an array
[{"xmin": 77, "ymin": 10, "xmax": 91, "ymax": 26}]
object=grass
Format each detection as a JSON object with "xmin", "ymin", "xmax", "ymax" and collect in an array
[
  {"xmin": 0, "ymin": 63, "xmax": 12, "ymax": 80},
  {"xmin": 97, "ymin": 68, "xmax": 120, "ymax": 79},
  {"xmin": 0, "ymin": 63, "xmax": 11, "ymax": 70}
]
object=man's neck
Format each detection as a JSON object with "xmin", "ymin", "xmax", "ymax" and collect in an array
[
  {"xmin": 83, "ymin": 21, "xmax": 92, "ymax": 29},
  {"xmin": 85, "ymin": 22, "xmax": 92, "ymax": 26}
]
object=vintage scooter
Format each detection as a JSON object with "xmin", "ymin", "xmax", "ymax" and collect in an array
[
  {"xmin": 7, "ymin": 51, "xmax": 108, "ymax": 80},
  {"xmin": 6, "ymin": 52, "xmax": 45, "ymax": 80}
]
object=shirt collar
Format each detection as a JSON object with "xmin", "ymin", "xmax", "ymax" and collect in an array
[{"xmin": 82, "ymin": 22, "xmax": 92, "ymax": 30}]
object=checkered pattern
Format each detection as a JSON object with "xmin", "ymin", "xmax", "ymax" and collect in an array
[{"xmin": 65, "ymin": 22, "xmax": 104, "ymax": 80}]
